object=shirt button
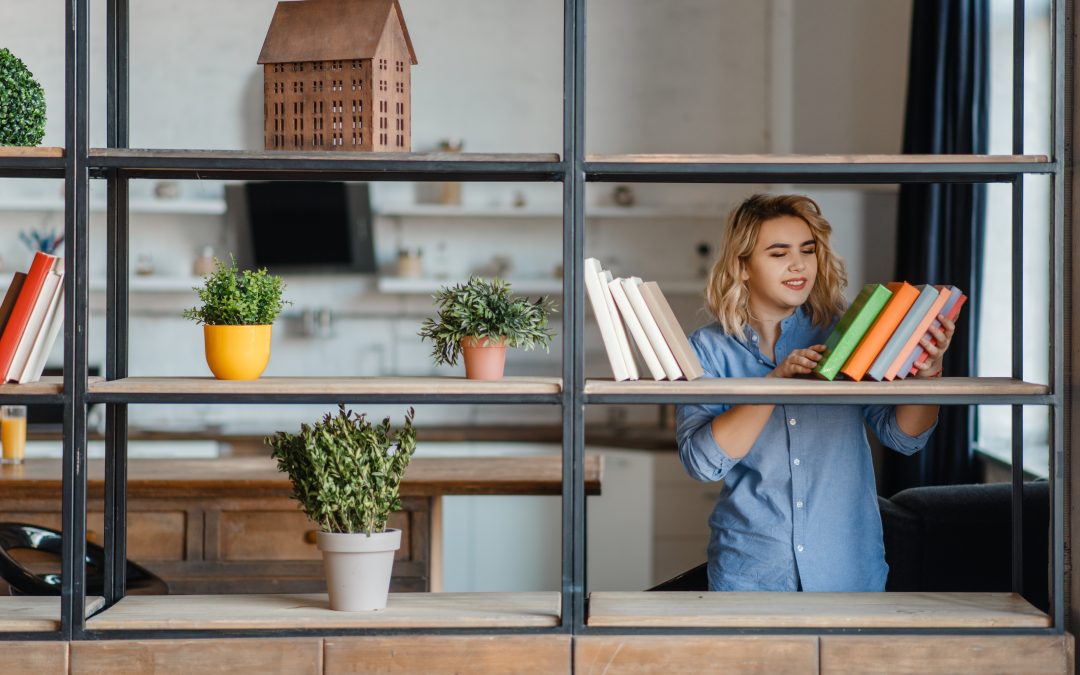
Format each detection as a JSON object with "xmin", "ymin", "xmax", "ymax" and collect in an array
[
  {"xmin": 752, "ymin": 335, "xmax": 758, "ymax": 342},
  {"xmin": 796, "ymin": 500, "xmax": 804, "ymax": 508},
  {"xmin": 789, "ymin": 418, "xmax": 797, "ymax": 426},
  {"xmin": 793, "ymin": 458, "xmax": 801, "ymax": 466},
  {"xmin": 797, "ymin": 545, "xmax": 804, "ymax": 552}
]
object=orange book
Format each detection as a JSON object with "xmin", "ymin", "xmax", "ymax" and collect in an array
[
  {"xmin": 840, "ymin": 281, "xmax": 920, "ymax": 381},
  {"xmin": 882, "ymin": 284, "xmax": 951, "ymax": 380},
  {"xmin": 0, "ymin": 252, "xmax": 58, "ymax": 380}
]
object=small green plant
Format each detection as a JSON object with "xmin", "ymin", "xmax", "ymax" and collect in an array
[
  {"xmin": 0, "ymin": 48, "xmax": 46, "ymax": 146},
  {"xmin": 418, "ymin": 276, "xmax": 556, "ymax": 367},
  {"xmin": 183, "ymin": 256, "xmax": 289, "ymax": 325},
  {"xmin": 266, "ymin": 406, "xmax": 417, "ymax": 535}
]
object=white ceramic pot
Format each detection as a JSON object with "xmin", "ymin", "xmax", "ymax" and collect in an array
[{"xmin": 316, "ymin": 529, "xmax": 402, "ymax": 611}]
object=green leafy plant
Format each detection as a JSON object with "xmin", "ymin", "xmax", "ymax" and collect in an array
[
  {"xmin": 0, "ymin": 48, "xmax": 46, "ymax": 146},
  {"xmin": 266, "ymin": 406, "xmax": 417, "ymax": 535},
  {"xmin": 417, "ymin": 275, "xmax": 556, "ymax": 367},
  {"xmin": 183, "ymin": 256, "xmax": 289, "ymax": 325}
]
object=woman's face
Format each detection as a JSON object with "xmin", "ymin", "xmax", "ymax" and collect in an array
[{"xmin": 741, "ymin": 215, "xmax": 818, "ymax": 320}]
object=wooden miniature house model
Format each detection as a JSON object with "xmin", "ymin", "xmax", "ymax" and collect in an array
[{"xmin": 258, "ymin": 0, "xmax": 417, "ymax": 152}]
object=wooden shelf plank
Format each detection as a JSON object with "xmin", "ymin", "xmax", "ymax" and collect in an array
[
  {"xmin": 587, "ymin": 153, "xmax": 1049, "ymax": 164},
  {"xmin": 89, "ymin": 376, "xmax": 562, "ymax": 398},
  {"xmin": 0, "ymin": 596, "xmax": 104, "ymax": 631},
  {"xmin": 584, "ymin": 376, "xmax": 1049, "ymax": 402},
  {"xmin": 86, "ymin": 592, "xmax": 561, "ymax": 630},
  {"xmin": 0, "ymin": 455, "xmax": 602, "ymax": 497},
  {"xmin": 0, "ymin": 376, "xmax": 71, "ymax": 397},
  {"xmin": 0, "ymin": 147, "xmax": 64, "ymax": 158},
  {"xmin": 91, "ymin": 149, "xmax": 560, "ymax": 163},
  {"xmin": 586, "ymin": 592, "xmax": 1050, "ymax": 628}
]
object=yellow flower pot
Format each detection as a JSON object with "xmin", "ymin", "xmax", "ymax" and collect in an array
[{"xmin": 203, "ymin": 325, "xmax": 272, "ymax": 380}]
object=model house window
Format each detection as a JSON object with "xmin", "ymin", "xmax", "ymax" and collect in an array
[
  {"xmin": 396, "ymin": 134, "xmax": 403, "ymax": 147},
  {"xmin": 396, "ymin": 82, "xmax": 403, "ymax": 93},
  {"xmin": 396, "ymin": 102, "xmax": 403, "ymax": 115},
  {"xmin": 396, "ymin": 61, "xmax": 404, "ymax": 73},
  {"xmin": 380, "ymin": 80, "xmax": 387, "ymax": 92},
  {"xmin": 379, "ymin": 58, "xmax": 387, "ymax": 70}
]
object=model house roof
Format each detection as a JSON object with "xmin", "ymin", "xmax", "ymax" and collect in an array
[{"xmin": 258, "ymin": 0, "xmax": 417, "ymax": 65}]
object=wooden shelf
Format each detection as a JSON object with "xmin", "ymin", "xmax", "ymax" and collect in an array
[
  {"xmin": 0, "ymin": 376, "xmax": 83, "ymax": 401},
  {"xmin": 86, "ymin": 592, "xmax": 561, "ymax": 630},
  {"xmin": 587, "ymin": 154, "xmax": 1051, "ymax": 164},
  {"xmin": 584, "ymin": 376, "xmax": 1050, "ymax": 404},
  {"xmin": 0, "ymin": 596, "xmax": 104, "ymax": 632},
  {"xmin": 376, "ymin": 204, "xmax": 718, "ymax": 219},
  {"xmin": 0, "ymin": 455, "xmax": 602, "ymax": 498},
  {"xmin": 87, "ymin": 376, "xmax": 562, "ymax": 403},
  {"xmin": 586, "ymin": 592, "xmax": 1050, "ymax": 629},
  {"xmin": 377, "ymin": 276, "xmax": 704, "ymax": 296},
  {"xmin": 0, "ymin": 147, "xmax": 64, "ymax": 158},
  {"xmin": 584, "ymin": 154, "xmax": 1054, "ymax": 183},
  {"xmin": 88, "ymin": 149, "xmax": 564, "ymax": 181}
]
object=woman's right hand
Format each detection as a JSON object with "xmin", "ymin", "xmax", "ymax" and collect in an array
[{"xmin": 766, "ymin": 344, "xmax": 826, "ymax": 378}]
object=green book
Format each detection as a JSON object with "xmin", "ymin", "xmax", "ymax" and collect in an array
[{"xmin": 813, "ymin": 283, "xmax": 893, "ymax": 381}]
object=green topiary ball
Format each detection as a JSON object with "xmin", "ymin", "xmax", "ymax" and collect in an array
[{"xmin": 0, "ymin": 48, "xmax": 46, "ymax": 147}]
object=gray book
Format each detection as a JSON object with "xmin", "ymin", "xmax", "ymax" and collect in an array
[{"xmin": 865, "ymin": 284, "xmax": 940, "ymax": 381}]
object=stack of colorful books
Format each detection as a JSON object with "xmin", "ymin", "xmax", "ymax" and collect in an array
[
  {"xmin": 584, "ymin": 257, "xmax": 704, "ymax": 382},
  {"xmin": 813, "ymin": 282, "xmax": 967, "ymax": 382},
  {"xmin": 0, "ymin": 251, "xmax": 65, "ymax": 384}
]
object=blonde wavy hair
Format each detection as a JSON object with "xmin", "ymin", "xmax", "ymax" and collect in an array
[{"xmin": 705, "ymin": 194, "xmax": 847, "ymax": 337}]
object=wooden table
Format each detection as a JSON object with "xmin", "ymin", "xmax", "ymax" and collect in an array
[{"xmin": 0, "ymin": 456, "xmax": 601, "ymax": 594}]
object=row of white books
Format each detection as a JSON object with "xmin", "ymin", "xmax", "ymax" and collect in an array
[{"xmin": 584, "ymin": 258, "xmax": 704, "ymax": 382}]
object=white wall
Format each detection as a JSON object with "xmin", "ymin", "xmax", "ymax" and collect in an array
[{"xmin": 0, "ymin": 0, "xmax": 914, "ymax": 590}]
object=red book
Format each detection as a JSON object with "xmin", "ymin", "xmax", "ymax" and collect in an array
[
  {"xmin": 0, "ymin": 252, "xmax": 58, "ymax": 380},
  {"xmin": 909, "ymin": 293, "xmax": 968, "ymax": 376}
]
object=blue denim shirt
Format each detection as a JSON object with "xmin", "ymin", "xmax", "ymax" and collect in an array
[{"xmin": 675, "ymin": 307, "xmax": 936, "ymax": 592}]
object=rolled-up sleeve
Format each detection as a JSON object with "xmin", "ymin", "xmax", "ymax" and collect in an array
[
  {"xmin": 862, "ymin": 404, "xmax": 936, "ymax": 456},
  {"xmin": 675, "ymin": 333, "xmax": 740, "ymax": 482},
  {"xmin": 677, "ymin": 401, "xmax": 739, "ymax": 481}
]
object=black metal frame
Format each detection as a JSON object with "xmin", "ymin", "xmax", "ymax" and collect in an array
[{"xmin": 22, "ymin": 0, "xmax": 1063, "ymax": 642}]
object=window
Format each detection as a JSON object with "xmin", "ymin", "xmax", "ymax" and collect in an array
[
  {"xmin": 380, "ymin": 80, "xmax": 387, "ymax": 92},
  {"xmin": 977, "ymin": 0, "xmax": 1052, "ymax": 479},
  {"xmin": 379, "ymin": 58, "xmax": 387, "ymax": 70},
  {"xmin": 396, "ymin": 82, "xmax": 404, "ymax": 94}
]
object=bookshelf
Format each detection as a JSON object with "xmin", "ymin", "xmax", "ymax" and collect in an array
[{"xmin": 7, "ymin": 0, "xmax": 1067, "ymax": 670}]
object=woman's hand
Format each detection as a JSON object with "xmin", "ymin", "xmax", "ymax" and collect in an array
[
  {"xmin": 767, "ymin": 344, "xmax": 826, "ymax": 378},
  {"xmin": 912, "ymin": 315, "xmax": 956, "ymax": 378}
]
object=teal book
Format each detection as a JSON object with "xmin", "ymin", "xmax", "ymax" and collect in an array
[{"xmin": 813, "ymin": 284, "xmax": 893, "ymax": 381}]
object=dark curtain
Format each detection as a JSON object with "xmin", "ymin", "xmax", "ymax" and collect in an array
[{"xmin": 881, "ymin": 0, "xmax": 989, "ymax": 496}]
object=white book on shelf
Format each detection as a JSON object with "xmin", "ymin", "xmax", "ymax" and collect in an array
[
  {"xmin": 600, "ymin": 269, "xmax": 639, "ymax": 381},
  {"xmin": 583, "ymin": 258, "xmax": 632, "ymax": 381},
  {"xmin": 17, "ymin": 284, "xmax": 63, "ymax": 384},
  {"xmin": 622, "ymin": 277, "xmax": 683, "ymax": 380},
  {"xmin": 640, "ymin": 280, "xmax": 705, "ymax": 381},
  {"xmin": 608, "ymin": 276, "xmax": 665, "ymax": 380},
  {"xmin": 6, "ymin": 259, "xmax": 63, "ymax": 382}
]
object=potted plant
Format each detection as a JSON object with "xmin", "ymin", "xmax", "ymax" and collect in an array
[
  {"xmin": 183, "ymin": 256, "xmax": 289, "ymax": 380},
  {"xmin": 0, "ymin": 48, "xmax": 46, "ymax": 147},
  {"xmin": 267, "ymin": 405, "xmax": 417, "ymax": 611},
  {"xmin": 418, "ymin": 276, "xmax": 556, "ymax": 380}
]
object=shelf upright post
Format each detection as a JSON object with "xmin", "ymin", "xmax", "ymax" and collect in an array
[
  {"xmin": 104, "ymin": 0, "xmax": 132, "ymax": 606},
  {"xmin": 61, "ymin": 0, "xmax": 91, "ymax": 640},
  {"xmin": 562, "ymin": 0, "xmax": 587, "ymax": 634},
  {"xmin": 1049, "ymin": 0, "xmax": 1066, "ymax": 632},
  {"xmin": 1008, "ymin": 0, "xmax": 1026, "ymax": 601}
]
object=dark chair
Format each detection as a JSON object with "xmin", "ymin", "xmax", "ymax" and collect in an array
[
  {"xmin": 0, "ymin": 523, "xmax": 168, "ymax": 596},
  {"xmin": 647, "ymin": 481, "xmax": 1050, "ymax": 612}
]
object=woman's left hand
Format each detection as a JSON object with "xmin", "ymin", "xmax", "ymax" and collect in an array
[{"xmin": 912, "ymin": 315, "xmax": 956, "ymax": 378}]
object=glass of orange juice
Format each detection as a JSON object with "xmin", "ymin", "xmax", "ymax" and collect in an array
[{"xmin": 1, "ymin": 405, "xmax": 27, "ymax": 465}]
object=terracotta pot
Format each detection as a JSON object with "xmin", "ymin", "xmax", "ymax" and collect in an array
[
  {"xmin": 461, "ymin": 336, "xmax": 507, "ymax": 380},
  {"xmin": 203, "ymin": 325, "xmax": 272, "ymax": 380},
  {"xmin": 317, "ymin": 529, "xmax": 402, "ymax": 611}
]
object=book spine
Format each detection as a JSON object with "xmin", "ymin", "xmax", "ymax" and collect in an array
[
  {"xmin": 583, "ymin": 258, "xmax": 630, "ymax": 381},
  {"xmin": 0, "ymin": 252, "xmax": 56, "ymax": 380},
  {"xmin": 865, "ymin": 285, "xmax": 939, "ymax": 381},
  {"xmin": 609, "ymin": 277, "xmax": 665, "ymax": 380},
  {"xmin": 814, "ymin": 284, "xmax": 891, "ymax": 381},
  {"xmin": 624, "ymin": 277, "xmax": 682, "ymax": 380},
  {"xmin": 840, "ymin": 281, "xmax": 919, "ymax": 381},
  {"xmin": 601, "ymin": 270, "xmax": 639, "ymax": 381}
]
